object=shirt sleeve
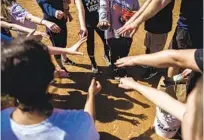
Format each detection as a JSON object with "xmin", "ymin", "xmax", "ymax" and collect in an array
[
  {"xmin": 194, "ymin": 49, "xmax": 203, "ymax": 72},
  {"xmin": 85, "ymin": 113, "xmax": 100, "ymax": 140},
  {"xmin": 133, "ymin": 0, "xmax": 140, "ymax": 11},
  {"xmin": 10, "ymin": 3, "xmax": 29, "ymax": 23},
  {"xmin": 98, "ymin": 0, "xmax": 110, "ymax": 22},
  {"xmin": 36, "ymin": 0, "xmax": 56, "ymax": 17}
]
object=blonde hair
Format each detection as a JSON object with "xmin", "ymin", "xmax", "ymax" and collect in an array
[{"xmin": 1, "ymin": 0, "xmax": 16, "ymax": 21}]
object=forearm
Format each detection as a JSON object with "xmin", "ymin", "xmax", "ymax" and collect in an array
[
  {"xmin": 75, "ymin": 0, "xmax": 86, "ymax": 29},
  {"xmin": 1, "ymin": 21, "xmax": 33, "ymax": 33},
  {"xmin": 131, "ymin": 82, "xmax": 186, "ymax": 121},
  {"xmin": 47, "ymin": 46, "xmax": 66, "ymax": 55},
  {"xmin": 26, "ymin": 14, "xmax": 44, "ymax": 25},
  {"xmin": 84, "ymin": 94, "xmax": 96, "ymax": 121},
  {"xmin": 132, "ymin": 50, "xmax": 176, "ymax": 68},
  {"xmin": 126, "ymin": 0, "xmax": 152, "ymax": 25},
  {"xmin": 133, "ymin": 0, "xmax": 171, "ymax": 26},
  {"xmin": 132, "ymin": 50, "xmax": 199, "ymax": 71}
]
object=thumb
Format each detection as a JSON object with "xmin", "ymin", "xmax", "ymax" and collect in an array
[
  {"xmin": 96, "ymin": 81, "xmax": 101, "ymax": 88},
  {"xmin": 27, "ymin": 29, "xmax": 36, "ymax": 37},
  {"xmin": 90, "ymin": 78, "xmax": 96, "ymax": 86}
]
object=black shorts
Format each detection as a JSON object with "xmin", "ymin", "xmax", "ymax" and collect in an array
[{"xmin": 169, "ymin": 26, "xmax": 192, "ymax": 49}]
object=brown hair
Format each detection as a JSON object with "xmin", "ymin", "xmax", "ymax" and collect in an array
[
  {"xmin": 1, "ymin": 37, "xmax": 55, "ymax": 116},
  {"xmin": 192, "ymin": 76, "xmax": 203, "ymax": 140}
]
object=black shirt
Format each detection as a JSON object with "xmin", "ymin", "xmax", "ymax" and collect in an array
[
  {"xmin": 81, "ymin": 0, "xmax": 99, "ymax": 27},
  {"xmin": 145, "ymin": 0, "xmax": 175, "ymax": 34},
  {"xmin": 177, "ymin": 0, "xmax": 203, "ymax": 49},
  {"xmin": 187, "ymin": 49, "xmax": 203, "ymax": 94},
  {"xmin": 195, "ymin": 49, "xmax": 203, "ymax": 72}
]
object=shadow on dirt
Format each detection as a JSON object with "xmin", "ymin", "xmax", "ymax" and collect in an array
[{"xmin": 49, "ymin": 63, "xmax": 162, "ymax": 129}]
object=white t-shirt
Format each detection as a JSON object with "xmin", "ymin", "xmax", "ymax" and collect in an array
[
  {"xmin": 9, "ymin": 3, "xmax": 37, "ymax": 30},
  {"xmin": 1, "ymin": 107, "xmax": 100, "ymax": 140}
]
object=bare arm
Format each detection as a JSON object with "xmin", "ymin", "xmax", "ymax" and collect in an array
[
  {"xmin": 0, "ymin": 20, "xmax": 49, "ymax": 38},
  {"xmin": 25, "ymin": 14, "xmax": 61, "ymax": 33},
  {"xmin": 133, "ymin": 0, "xmax": 171, "ymax": 26},
  {"xmin": 75, "ymin": 0, "xmax": 86, "ymax": 31},
  {"xmin": 125, "ymin": 0, "xmax": 152, "ymax": 25},
  {"xmin": 84, "ymin": 79, "xmax": 102, "ymax": 122},
  {"xmin": 117, "ymin": 0, "xmax": 171, "ymax": 35},
  {"xmin": 47, "ymin": 36, "xmax": 87, "ymax": 55},
  {"xmin": 119, "ymin": 77, "xmax": 186, "ymax": 121},
  {"xmin": 1, "ymin": 20, "xmax": 34, "ymax": 33},
  {"xmin": 115, "ymin": 49, "xmax": 202, "ymax": 73}
]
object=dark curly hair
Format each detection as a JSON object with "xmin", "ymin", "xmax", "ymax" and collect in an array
[{"xmin": 1, "ymin": 37, "xmax": 55, "ymax": 114}]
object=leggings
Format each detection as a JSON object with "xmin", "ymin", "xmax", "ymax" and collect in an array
[
  {"xmin": 47, "ymin": 26, "xmax": 67, "ymax": 60},
  {"xmin": 87, "ymin": 26, "xmax": 110, "ymax": 67},
  {"xmin": 107, "ymin": 37, "xmax": 132, "ymax": 69}
]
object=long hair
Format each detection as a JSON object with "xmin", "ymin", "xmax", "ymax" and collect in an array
[{"xmin": 1, "ymin": 0, "xmax": 16, "ymax": 21}]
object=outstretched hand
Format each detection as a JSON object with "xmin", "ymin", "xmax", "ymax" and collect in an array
[
  {"xmin": 44, "ymin": 20, "xmax": 61, "ymax": 33},
  {"xmin": 88, "ymin": 78, "xmax": 102, "ymax": 95},
  {"xmin": 26, "ymin": 29, "xmax": 49, "ymax": 40},
  {"xmin": 115, "ymin": 56, "xmax": 136, "ymax": 68},
  {"xmin": 118, "ymin": 77, "xmax": 136, "ymax": 90},
  {"xmin": 117, "ymin": 22, "xmax": 139, "ymax": 36},
  {"xmin": 66, "ymin": 36, "xmax": 87, "ymax": 55}
]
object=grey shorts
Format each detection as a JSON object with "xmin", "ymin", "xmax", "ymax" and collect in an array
[{"xmin": 144, "ymin": 32, "xmax": 168, "ymax": 53}]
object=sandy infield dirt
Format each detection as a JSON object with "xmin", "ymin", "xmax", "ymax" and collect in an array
[{"xmin": 8, "ymin": 0, "xmax": 181, "ymax": 139}]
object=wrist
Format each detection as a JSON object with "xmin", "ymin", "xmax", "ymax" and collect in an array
[
  {"xmin": 131, "ymin": 81, "xmax": 139, "ymax": 90},
  {"xmin": 81, "ymin": 27, "xmax": 87, "ymax": 31},
  {"xmin": 87, "ymin": 92, "xmax": 95, "ymax": 98},
  {"xmin": 41, "ymin": 19, "xmax": 46, "ymax": 25}
]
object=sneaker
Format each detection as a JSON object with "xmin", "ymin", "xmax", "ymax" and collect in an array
[
  {"xmin": 173, "ymin": 74, "xmax": 184, "ymax": 83},
  {"xmin": 91, "ymin": 65, "xmax": 101, "ymax": 74},
  {"xmin": 143, "ymin": 67, "xmax": 158, "ymax": 80},
  {"xmin": 103, "ymin": 54, "xmax": 111, "ymax": 66},
  {"xmin": 141, "ymin": 65, "xmax": 149, "ymax": 68},
  {"xmin": 61, "ymin": 57, "xmax": 77, "ymax": 66}
]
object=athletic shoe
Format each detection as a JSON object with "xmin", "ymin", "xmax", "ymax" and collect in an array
[
  {"xmin": 173, "ymin": 74, "xmax": 184, "ymax": 83},
  {"xmin": 141, "ymin": 65, "xmax": 149, "ymax": 68},
  {"xmin": 103, "ymin": 54, "xmax": 111, "ymax": 66},
  {"xmin": 142, "ymin": 67, "xmax": 158, "ymax": 80},
  {"xmin": 61, "ymin": 57, "xmax": 77, "ymax": 66},
  {"xmin": 91, "ymin": 65, "xmax": 102, "ymax": 75}
]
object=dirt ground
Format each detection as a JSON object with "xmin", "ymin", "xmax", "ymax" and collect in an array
[{"xmin": 12, "ymin": 0, "xmax": 181, "ymax": 139}]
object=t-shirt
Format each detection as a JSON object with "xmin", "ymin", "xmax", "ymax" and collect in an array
[
  {"xmin": 187, "ymin": 49, "xmax": 203, "ymax": 94},
  {"xmin": 177, "ymin": 0, "xmax": 203, "ymax": 49},
  {"xmin": 1, "ymin": 33, "xmax": 13, "ymax": 44},
  {"xmin": 145, "ymin": 0, "xmax": 175, "ymax": 34},
  {"xmin": 195, "ymin": 49, "xmax": 203, "ymax": 72},
  {"xmin": 81, "ymin": 0, "xmax": 99, "ymax": 27},
  {"xmin": 9, "ymin": 3, "xmax": 37, "ymax": 30},
  {"xmin": 99, "ymin": 0, "xmax": 140, "ymax": 39},
  {"xmin": 1, "ymin": 107, "xmax": 100, "ymax": 140}
]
